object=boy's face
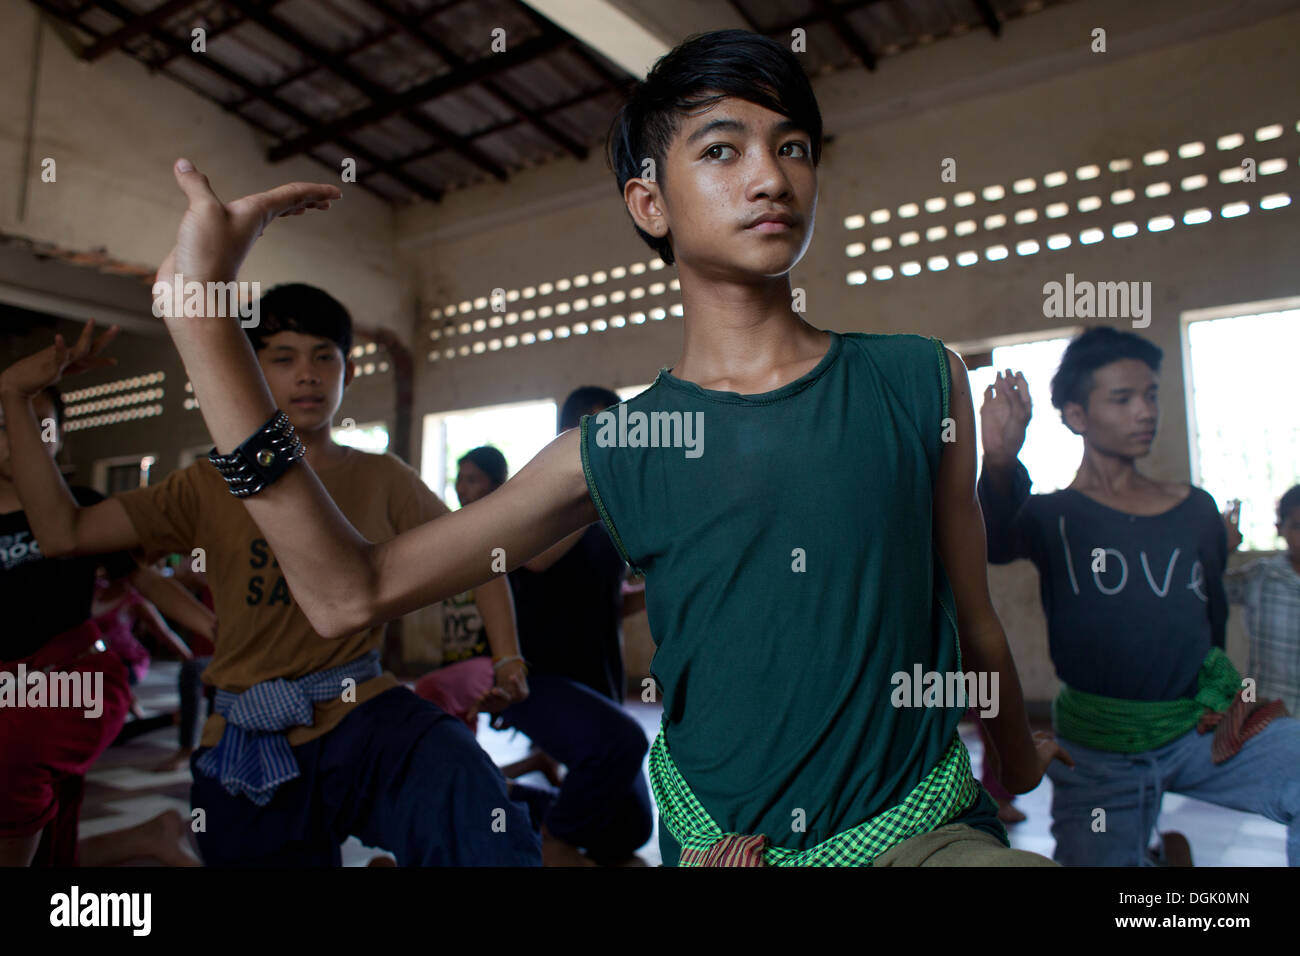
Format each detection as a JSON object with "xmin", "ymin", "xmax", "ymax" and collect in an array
[
  {"xmin": 0, "ymin": 394, "xmax": 60, "ymax": 479},
  {"xmin": 628, "ymin": 95, "xmax": 817, "ymax": 278},
  {"xmin": 1279, "ymin": 508, "xmax": 1300, "ymax": 556},
  {"xmin": 256, "ymin": 330, "xmax": 353, "ymax": 433},
  {"xmin": 1064, "ymin": 358, "xmax": 1159, "ymax": 458},
  {"xmin": 455, "ymin": 460, "xmax": 495, "ymax": 508}
]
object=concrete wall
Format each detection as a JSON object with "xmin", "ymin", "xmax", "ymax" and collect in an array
[
  {"xmin": 0, "ymin": 0, "xmax": 412, "ymax": 342},
  {"xmin": 395, "ymin": 0, "xmax": 1300, "ymax": 701}
]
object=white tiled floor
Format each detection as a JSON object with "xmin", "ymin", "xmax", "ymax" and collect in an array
[{"xmin": 88, "ymin": 663, "xmax": 1289, "ymax": 866}]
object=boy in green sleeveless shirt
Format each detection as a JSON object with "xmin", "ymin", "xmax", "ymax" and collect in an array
[{"xmin": 146, "ymin": 29, "xmax": 1069, "ymax": 865}]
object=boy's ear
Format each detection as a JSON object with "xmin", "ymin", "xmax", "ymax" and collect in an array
[
  {"xmin": 343, "ymin": 358, "xmax": 356, "ymax": 388},
  {"xmin": 1062, "ymin": 402, "xmax": 1087, "ymax": 437},
  {"xmin": 624, "ymin": 177, "xmax": 669, "ymax": 241}
]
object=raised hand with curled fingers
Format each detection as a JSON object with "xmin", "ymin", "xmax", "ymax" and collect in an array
[
  {"xmin": 155, "ymin": 158, "xmax": 341, "ymax": 289},
  {"xmin": 980, "ymin": 369, "xmax": 1033, "ymax": 468},
  {"xmin": 0, "ymin": 320, "xmax": 120, "ymax": 399}
]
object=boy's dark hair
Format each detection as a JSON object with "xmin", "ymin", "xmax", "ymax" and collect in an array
[
  {"xmin": 1050, "ymin": 327, "xmax": 1163, "ymax": 422},
  {"xmin": 39, "ymin": 385, "xmax": 65, "ymax": 432},
  {"xmin": 1279, "ymin": 485, "xmax": 1300, "ymax": 525},
  {"xmin": 458, "ymin": 446, "xmax": 508, "ymax": 490},
  {"xmin": 559, "ymin": 386, "xmax": 621, "ymax": 432},
  {"xmin": 606, "ymin": 29, "xmax": 823, "ymax": 265},
  {"xmin": 246, "ymin": 284, "xmax": 353, "ymax": 357}
]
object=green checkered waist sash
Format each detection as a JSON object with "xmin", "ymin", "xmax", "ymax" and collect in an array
[{"xmin": 649, "ymin": 724, "xmax": 984, "ymax": 866}]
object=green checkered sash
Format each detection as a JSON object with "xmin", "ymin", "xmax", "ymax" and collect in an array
[{"xmin": 649, "ymin": 724, "xmax": 985, "ymax": 866}]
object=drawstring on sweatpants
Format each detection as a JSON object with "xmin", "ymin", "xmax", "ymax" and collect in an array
[{"xmin": 1133, "ymin": 751, "xmax": 1164, "ymax": 867}]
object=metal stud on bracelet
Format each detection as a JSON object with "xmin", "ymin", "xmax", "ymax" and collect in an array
[{"xmin": 208, "ymin": 410, "xmax": 306, "ymax": 498}]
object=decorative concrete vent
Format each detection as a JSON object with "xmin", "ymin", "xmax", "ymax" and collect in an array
[
  {"xmin": 63, "ymin": 372, "xmax": 165, "ymax": 432},
  {"xmin": 424, "ymin": 258, "xmax": 682, "ymax": 363},
  {"xmin": 842, "ymin": 121, "xmax": 1296, "ymax": 286}
]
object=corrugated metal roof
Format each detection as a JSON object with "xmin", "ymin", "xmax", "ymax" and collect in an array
[{"xmin": 29, "ymin": 0, "xmax": 1074, "ymax": 203}]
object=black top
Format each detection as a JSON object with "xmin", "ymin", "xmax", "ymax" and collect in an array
[
  {"xmin": 0, "ymin": 486, "xmax": 137, "ymax": 662},
  {"xmin": 979, "ymin": 460, "xmax": 1228, "ymax": 701},
  {"xmin": 508, "ymin": 525, "xmax": 627, "ymax": 702}
]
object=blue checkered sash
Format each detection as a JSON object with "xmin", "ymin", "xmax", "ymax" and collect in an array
[{"xmin": 195, "ymin": 651, "xmax": 382, "ymax": 805}]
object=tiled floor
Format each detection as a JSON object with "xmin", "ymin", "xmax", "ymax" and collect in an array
[{"xmin": 81, "ymin": 662, "xmax": 1288, "ymax": 866}]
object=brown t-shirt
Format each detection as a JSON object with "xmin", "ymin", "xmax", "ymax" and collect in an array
[{"xmin": 116, "ymin": 447, "xmax": 448, "ymax": 747}]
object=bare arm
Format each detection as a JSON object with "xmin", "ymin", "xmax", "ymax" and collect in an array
[
  {"xmin": 129, "ymin": 565, "xmax": 215, "ymax": 649},
  {"xmin": 470, "ymin": 575, "xmax": 530, "ymax": 714},
  {"xmin": 0, "ymin": 346, "xmax": 141, "ymax": 558},
  {"xmin": 522, "ymin": 525, "xmax": 590, "ymax": 573},
  {"xmin": 125, "ymin": 589, "xmax": 195, "ymax": 661},
  {"xmin": 155, "ymin": 161, "xmax": 597, "ymax": 639},
  {"xmin": 934, "ymin": 349, "xmax": 1071, "ymax": 793},
  {"xmin": 475, "ymin": 576, "xmax": 520, "ymax": 662},
  {"xmin": 976, "ymin": 370, "xmax": 1036, "ymax": 564}
]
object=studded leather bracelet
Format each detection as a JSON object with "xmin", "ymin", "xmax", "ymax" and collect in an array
[{"xmin": 208, "ymin": 410, "xmax": 306, "ymax": 498}]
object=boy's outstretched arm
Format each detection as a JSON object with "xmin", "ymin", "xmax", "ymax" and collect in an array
[
  {"xmin": 933, "ymin": 348, "xmax": 1072, "ymax": 793},
  {"xmin": 0, "ymin": 326, "xmax": 143, "ymax": 558},
  {"xmin": 155, "ymin": 160, "xmax": 598, "ymax": 638},
  {"xmin": 128, "ymin": 564, "xmax": 215, "ymax": 651}
]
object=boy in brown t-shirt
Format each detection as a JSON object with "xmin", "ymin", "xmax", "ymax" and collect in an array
[{"xmin": 0, "ymin": 286, "xmax": 541, "ymax": 866}]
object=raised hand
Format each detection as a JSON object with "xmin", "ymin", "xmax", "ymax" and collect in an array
[
  {"xmin": 0, "ymin": 320, "xmax": 119, "ymax": 398},
  {"xmin": 155, "ymin": 159, "xmax": 341, "ymax": 290},
  {"xmin": 1222, "ymin": 499, "xmax": 1243, "ymax": 552},
  {"xmin": 980, "ymin": 369, "xmax": 1032, "ymax": 468}
]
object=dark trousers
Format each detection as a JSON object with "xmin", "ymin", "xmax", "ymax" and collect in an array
[
  {"xmin": 191, "ymin": 686, "xmax": 541, "ymax": 866},
  {"xmin": 497, "ymin": 673, "xmax": 653, "ymax": 863},
  {"xmin": 179, "ymin": 656, "xmax": 213, "ymax": 749}
]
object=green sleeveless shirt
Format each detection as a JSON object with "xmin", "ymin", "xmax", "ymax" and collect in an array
[{"xmin": 581, "ymin": 331, "xmax": 1004, "ymax": 864}]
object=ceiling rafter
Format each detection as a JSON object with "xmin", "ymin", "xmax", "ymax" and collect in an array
[
  {"xmin": 32, "ymin": 0, "xmax": 442, "ymax": 200},
  {"xmin": 264, "ymin": 31, "xmax": 569, "ymax": 163},
  {"xmin": 359, "ymin": 0, "xmax": 589, "ymax": 161},
  {"xmin": 28, "ymin": 0, "xmax": 1055, "ymax": 204},
  {"xmin": 80, "ymin": 0, "xmax": 204, "ymax": 60},
  {"xmin": 221, "ymin": 0, "xmax": 510, "ymax": 179}
]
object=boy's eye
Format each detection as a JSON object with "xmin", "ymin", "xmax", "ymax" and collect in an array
[
  {"xmin": 704, "ymin": 144, "xmax": 737, "ymax": 161},
  {"xmin": 782, "ymin": 142, "xmax": 809, "ymax": 158}
]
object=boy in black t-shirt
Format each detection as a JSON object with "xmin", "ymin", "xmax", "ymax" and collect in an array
[
  {"xmin": 499, "ymin": 387, "xmax": 654, "ymax": 864},
  {"xmin": 0, "ymin": 386, "xmax": 199, "ymax": 866},
  {"xmin": 979, "ymin": 327, "xmax": 1298, "ymax": 866}
]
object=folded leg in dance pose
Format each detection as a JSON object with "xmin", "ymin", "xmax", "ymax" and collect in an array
[
  {"xmin": 978, "ymin": 327, "xmax": 1298, "ymax": 866},
  {"xmin": 147, "ymin": 30, "xmax": 1071, "ymax": 867}
]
